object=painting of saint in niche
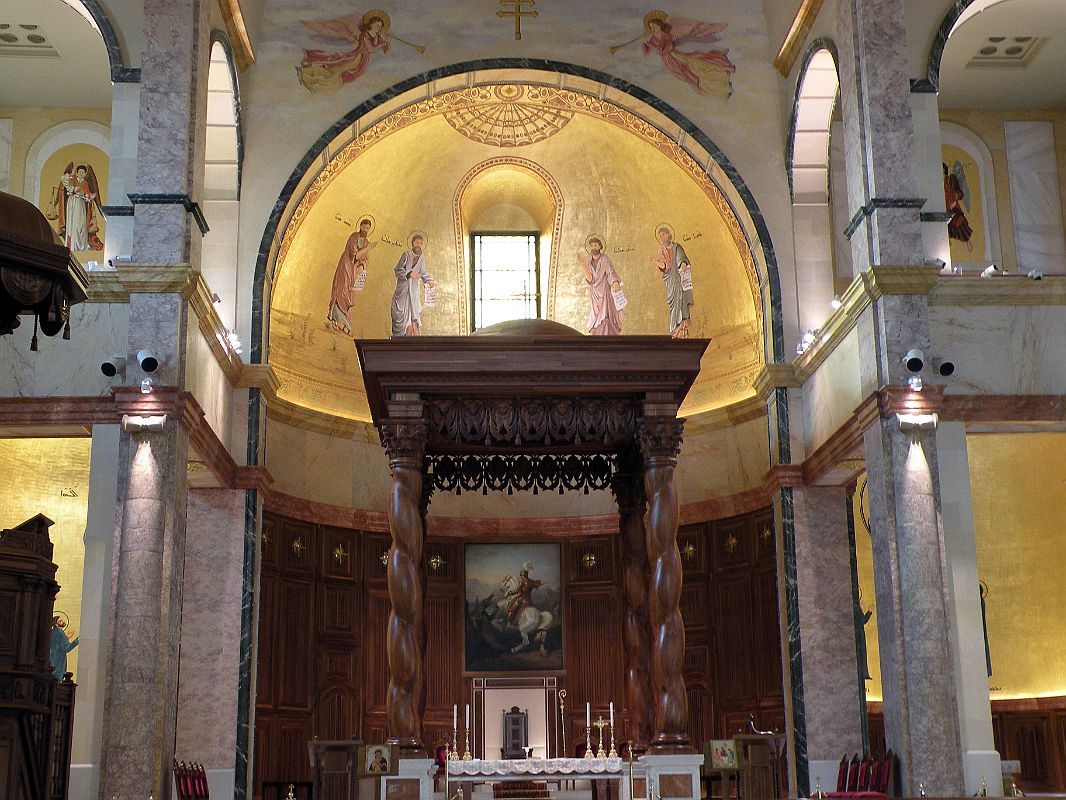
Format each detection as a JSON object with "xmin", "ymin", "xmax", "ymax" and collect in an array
[
  {"xmin": 611, "ymin": 10, "xmax": 736, "ymax": 97},
  {"xmin": 296, "ymin": 9, "xmax": 424, "ymax": 93},
  {"xmin": 45, "ymin": 162, "xmax": 104, "ymax": 252},
  {"xmin": 465, "ymin": 543, "xmax": 563, "ymax": 672},
  {"xmin": 578, "ymin": 234, "xmax": 625, "ymax": 335}
]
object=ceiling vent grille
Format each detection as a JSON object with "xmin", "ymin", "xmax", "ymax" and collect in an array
[
  {"xmin": 967, "ymin": 36, "xmax": 1047, "ymax": 68},
  {"xmin": 0, "ymin": 24, "xmax": 59, "ymax": 58}
]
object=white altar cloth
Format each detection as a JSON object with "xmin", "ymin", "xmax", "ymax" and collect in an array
[{"xmin": 448, "ymin": 757, "xmax": 624, "ymax": 776}]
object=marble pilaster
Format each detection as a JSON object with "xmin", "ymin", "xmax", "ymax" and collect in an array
[
  {"xmin": 69, "ymin": 424, "xmax": 120, "ymax": 800},
  {"xmin": 175, "ymin": 488, "xmax": 247, "ymax": 799},
  {"xmin": 791, "ymin": 486, "xmax": 865, "ymax": 789},
  {"xmin": 103, "ymin": 81, "xmax": 142, "ymax": 262},
  {"xmin": 936, "ymin": 423, "xmax": 1002, "ymax": 795},
  {"xmin": 131, "ymin": 0, "xmax": 211, "ymax": 265},
  {"xmin": 835, "ymin": 0, "xmax": 925, "ymax": 269},
  {"xmin": 1004, "ymin": 121, "xmax": 1066, "ymax": 273},
  {"xmin": 863, "ymin": 418, "xmax": 964, "ymax": 795}
]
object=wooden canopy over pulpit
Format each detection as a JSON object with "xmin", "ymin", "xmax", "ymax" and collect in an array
[{"xmin": 357, "ymin": 319, "xmax": 708, "ymax": 756}]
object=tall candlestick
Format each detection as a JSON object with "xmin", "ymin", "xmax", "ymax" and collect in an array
[
  {"xmin": 586, "ymin": 702, "xmax": 591, "ymax": 727},
  {"xmin": 453, "ymin": 704, "xmax": 458, "ymax": 729},
  {"xmin": 466, "ymin": 703, "xmax": 470, "ymax": 728},
  {"xmin": 609, "ymin": 701, "xmax": 614, "ymax": 726}
]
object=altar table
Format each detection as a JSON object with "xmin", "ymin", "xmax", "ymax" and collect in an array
[{"xmin": 447, "ymin": 757, "xmax": 631, "ymax": 800}]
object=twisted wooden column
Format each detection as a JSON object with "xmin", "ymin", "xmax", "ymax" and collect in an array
[
  {"xmin": 612, "ymin": 457, "xmax": 653, "ymax": 752},
  {"xmin": 640, "ymin": 417, "xmax": 689, "ymax": 751},
  {"xmin": 382, "ymin": 421, "xmax": 428, "ymax": 752},
  {"xmin": 417, "ymin": 481, "xmax": 434, "ymax": 728}
]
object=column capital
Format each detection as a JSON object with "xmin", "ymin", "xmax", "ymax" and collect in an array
[
  {"xmin": 379, "ymin": 420, "xmax": 428, "ymax": 465},
  {"xmin": 639, "ymin": 417, "xmax": 685, "ymax": 461}
]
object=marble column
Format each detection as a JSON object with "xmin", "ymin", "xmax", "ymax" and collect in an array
[
  {"xmin": 131, "ymin": 0, "xmax": 210, "ymax": 265},
  {"xmin": 791, "ymin": 486, "xmax": 866, "ymax": 790},
  {"xmin": 175, "ymin": 488, "xmax": 247, "ymax": 800},
  {"xmin": 936, "ymin": 423, "xmax": 1002, "ymax": 795},
  {"xmin": 835, "ymin": 0, "xmax": 925, "ymax": 269},
  {"xmin": 99, "ymin": 416, "xmax": 191, "ymax": 800},
  {"xmin": 381, "ymin": 421, "xmax": 429, "ymax": 753},
  {"xmin": 639, "ymin": 416, "xmax": 688, "ymax": 751},
  {"xmin": 863, "ymin": 409, "xmax": 964, "ymax": 795},
  {"xmin": 69, "ymin": 424, "xmax": 120, "ymax": 800},
  {"xmin": 612, "ymin": 458, "xmax": 653, "ymax": 752}
]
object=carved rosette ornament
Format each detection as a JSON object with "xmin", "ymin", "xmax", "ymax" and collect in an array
[
  {"xmin": 380, "ymin": 421, "xmax": 429, "ymax": 750},
  {"xmin": 638, "ymin": 417, "xmax": 689, "ymax": 750},
  {"xmin": 611, "ymin": 460, "xmax": 654, "ymax": 751}
]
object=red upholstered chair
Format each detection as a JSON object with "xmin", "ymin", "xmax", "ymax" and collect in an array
[
  {"xmin": 856, "ymin": 755, "xmax": 872, "ymax": 791},
  {"xmin": 835, "ymin": 756, "xmax": 849, "ymax": 792},
  {"xmin": 846, "ymin": 755, "xmax": 861, "ymax": 791}
]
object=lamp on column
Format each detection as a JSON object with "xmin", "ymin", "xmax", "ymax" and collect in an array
[{"xmin": 0, "ymin": 192, "xmax": 88, "ymax": 349}]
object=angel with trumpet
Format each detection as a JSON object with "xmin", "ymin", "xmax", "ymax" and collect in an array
[{"xmin": 296, "ymin": 9, "xmax": 426, "ymax": 93}]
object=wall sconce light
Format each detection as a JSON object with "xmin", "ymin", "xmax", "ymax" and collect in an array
[
  {"xmin": 121, "ymin": 413, "xmax": 166, "ymax": 433},
  {"xmin": 428, "ymin": 553, "xmax": 446, "ymax": 574},
  {"xmin": 581, "ymin": 552, "xmax": 597, "ymax": 570},
  {"xmin": 897, "ymin": 413, "xmax": 938, "ymax": 432},
  {"xmin": 681, "ymin": 541, "xmax": 696, "ymax": 563}
]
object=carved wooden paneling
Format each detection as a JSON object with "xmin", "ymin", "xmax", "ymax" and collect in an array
[
  {"xmin": 364, "ymin": 534, "xmax": 391, "ymax": 583},
  {"xmin": 1001, "ymin": 714, "xmax": 1053, "ymax": 785},
  {"xmin": 319, "ymin": 646, "xmax": 357, "ymax": 685},
  {"xmin": 256, "ymin": 573, "xmax": 277, "ymax": 709},
  {"xmin": 277, "ymin": 578, "xmax": 315, "ymax": 711},
  {"xmin": 280, "ymin": 519, "xmax": 316, "ymax": 576},
  {"xmin": 712, "ymin": 573, "xmax": 756, "ymax": 704},
  {"xmin": 364, "ymin": 589, "xmax": 391, "ymax": 711},
  {"xmin": 754, "ymin": 569, "xmax": 783, "ymax": 702},
  {"xmin": 678, "ymin": 523, "xmax": 708, "ymax": 574},
  {"xmin": 253, "ymin": 712, "xmax": 274, "ymax": 792},
  {"xmin": 752, "ymin": 511, "xmax": 776, "ymax": 563},
  {"xmin": 686, "ymin": 681, "xmax": 710, "ymax": 746},
  {"xmin": 680, "ymin": 583, "xmax": 709, "ymax": 634},
  {"xmin": 426, "ymin": 541, "xmax": 458, "ymax": 582},
  {"xmin": 319, "ymin": 583, "xmax": 360, "ymax": 641},
  {"xmin": 566, "ymin": 590, "xmax": 619, "ymax": 704},
  {"xmin": 321, "ymin": 526, "xmax": 358, "ymax": 582},
  {"xmin": 275, "ymin": 715, "xmax": 314, "ymax": 782},
  {"xmin": 261, "ymin": 514, "xmax": 279, "ymax": 567},
  {"xmin": 567, "ymin": 536, "xmax": 615, "ymax": 584},
  {"xmin": 317, "ymin": 684, "xmax": 357, "ymax": 741},
  {"xmin": 425, "ymin": 591, "xmax": 460, "ymax": 707},
  {"xmin": 684, "ymin": 645, "xmax": 709, "ymax": 675},
  {"xmin": 713, "ymin": 519, "xmax": 751, "ymax": 567}
]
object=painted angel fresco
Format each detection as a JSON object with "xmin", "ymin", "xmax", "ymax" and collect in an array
[
  {"xmin": 943, "ymin": 160, "xmax": 974, "ymax": 252},
  {"xmin": 46, "ymin": 162, "xmax": 104, "ymax": 251},
  {"xmin": 611, "ymin": 10, "xmax": 735, "ymax": 98},
  {"xmin": 296, "ymin": 9, "xmax": 424, "ymax": 93}
]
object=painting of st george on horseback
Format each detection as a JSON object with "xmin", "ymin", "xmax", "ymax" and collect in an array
[{"xmin": 464, "ymin": 543, "xmax": 564, "ymax": 672}]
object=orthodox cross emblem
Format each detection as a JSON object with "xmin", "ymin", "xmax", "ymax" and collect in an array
[{"xmin": 497, "ymin": 0, "xmax": 537, "ymax": 40}]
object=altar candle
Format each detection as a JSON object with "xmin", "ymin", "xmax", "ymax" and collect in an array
[
  {"xmin": 453, "ymin": 704, "xmax": 458, "ymax": 729},
  {"xmin": 586, "ymin": 702, "xmax": 591, "ymax": 727},
  {"xmin": 609, "ymin": 702, "xmax": 614, "ymax": 726},
  {"xmin": 466, "ymin": 703, "xmax": 470, "ymax": 728}
]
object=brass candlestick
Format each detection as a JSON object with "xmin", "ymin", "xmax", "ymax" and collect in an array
[
  {"xmin": 463, "ymin": 727, "xmax": 473, "ymax": 761},
  {"xmin": 450, "ymin": 725, "xmax": 459, "ymax": 760},
  {"xmin": 558, "ymin": 689, "xmax": 567, "ymax": 757},
  {"xmin": 584, "ymin": 724, "xmax": 593, "ymax": 758},
  {"xmin": 608, "ymin": 720, "xmax": 617, "ymax": 759},
  {"xmin": 594, "ymin": 717, "xmax": 608, "ymax": 758}
]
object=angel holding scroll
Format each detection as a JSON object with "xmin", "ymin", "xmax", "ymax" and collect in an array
[
  {"xmin": 611, "ymin": 10, "xmax": 736, "ymax": 98},
  {"xmin": 48, "ymin": 162, "xmax": 104, "ymax": 252}
]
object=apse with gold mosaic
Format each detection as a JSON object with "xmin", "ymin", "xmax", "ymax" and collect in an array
[{"xmin": 269, "ymin": 83, "xmax": 763, "ymax": 422}]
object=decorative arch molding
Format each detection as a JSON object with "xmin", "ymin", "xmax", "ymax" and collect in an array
[
  {"xmin": 76, "ymin": 0, "xmax": 140, "ymax": 82},
  {"xmin": 913, "ymin": 0, "xmax": 978, "ymax": 93},
  {"xmin": 251, "ymin": 60, "xmax": 784, "ymax": 368},
  {"xmin": 452, "ymin": 157, "xmax": 565, "ymax": 333},
  {"xmin": 785, "ymin": 38, "xmax": 839, "ymax": 202},
  {"xmin": 940, "ymin": 120, "xmax": 1002, "ymax": 261},
  {"xmin": 23, "ymin": 119, "xmax": 111, "ymax": 201}
]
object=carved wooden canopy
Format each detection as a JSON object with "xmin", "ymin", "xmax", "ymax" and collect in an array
[{"xmin": 357, "ymin": 322, "xmax": 708, "ymax": 494}]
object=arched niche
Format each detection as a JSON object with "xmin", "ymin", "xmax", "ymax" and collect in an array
[
  {"xmin": 454, "ymin": 158, "xmax": 564, "ymax": 333},
  {"xmin": 264, "ymin": 78, "xmax": 767, "ymax": 424},
  {"xmin": 940, "ymin": 121, "xmax": 1001, "ymax": 266}
]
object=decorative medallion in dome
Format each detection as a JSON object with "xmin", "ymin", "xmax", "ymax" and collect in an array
[{"xmin": 443, "ymin": 85, "xmax": 574, "ymax": 147}]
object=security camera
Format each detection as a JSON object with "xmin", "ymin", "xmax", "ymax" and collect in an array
[
  {"xmin": 980, "ymin": 264, "xmax": 1001, "ymax": 277},
  {"xmin": 924, "ymin": 257, "xmax": 946, "ymax": 267},
  {"xmin": 1027, "ymin": 269, "xmax": 1043, "ymax": 281},
  {"xmin": 100, "ymin": 355, "xmax": 126, "ymax": 378},
  {"xmin": 136, "ymin": 349, "xmax": 159, "ymax": 373},
  {"xmin": 901, "ymin": 348, "xmax": 925, "ymax": 373},
  {"xmin": 932, "ymin": 357, "xmax": 955, "ymax": 377}
]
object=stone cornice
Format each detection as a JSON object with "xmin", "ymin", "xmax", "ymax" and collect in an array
[
  {"xmin": 862, "ymin": 265, "xmax": 943, "ymax": 298},
  {"xmin": 753, "ymin": 363, "xmax": 800, "ymax": 401},
  {"xmin": 931, "ymin": 274, "xmax": 1066, "ymax": 306},
  {"xmin": 237, "ymin": 363, "xmax": 281, "ymax": 401},
  {"xmin": 774, "ymin": 0, "xmax": 825, "ymax": 77},
  {"xmin": 265, "ymin": 395, "xmax": 365, "ymax": 440},
  {"xmin": 683, "ymin": 394, "xmax": 766, "ymax": 433}
]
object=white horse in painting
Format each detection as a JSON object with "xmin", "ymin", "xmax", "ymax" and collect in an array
[{"xmin": 492, "ymin": 575, "xmax": 554, "ymax": 655}]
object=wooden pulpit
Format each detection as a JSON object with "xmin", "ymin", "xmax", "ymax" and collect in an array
[{"xmin": 308, "ymin": 740, "xmax": 363, "ymax": 800}]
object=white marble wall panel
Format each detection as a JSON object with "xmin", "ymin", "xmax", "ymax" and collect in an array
[
  {"xmin": 803, "ymin": 330, "xmax": 863, "ymax": 456},
  {"xmin": 0, "ymin": 301, "xmax": 128, "ymax": 398},
  {"xmin": 793, "ymin": 203, "xmax": 836, "ymax": 334},
  {"xmin": 184, "ymin": 319, "xmax": 233, "ymax": 454},
  {"xmin": 1004, "ymin": 121, "xmax": 1066, "ymax": 273},
  {"xmin": 105, "ymin": 81, "xmax": 142, "ymax": 262},
  {"xmin": 830, "ymin": 121, "xmax": 855, "ymax": 279},
  {"xmin": 930, "ymin": 303, "xmax": 1066, "ymax": 396},
  {"xmin": 0, "ymin": 117, "xmax": 12, "ymax": 193},
  {"xmin": 911, "ymin": 93, "xmax": 950, "ymax": 267}
]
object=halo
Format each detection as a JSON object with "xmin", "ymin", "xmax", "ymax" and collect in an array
[
  {"xmin": 53, "ymin": 610, "xmax": 70, "ymax": 627},
  {"xmin": 585, "ymin": 233, "xmax": 606, "ymax": 253},
  {"xmin": 654, "ymin": 222, "xmax": 675, "ymax": 242},
  {"xmin": 643, "ymin": 10, "xmax": 669, "ymax": 33},
  {"xmin": 355, "ymin": 213, "xmax": 376, "ymax": 235},
  {"xmin": 362, "ymin": 10, "xmax": 391, "ymax": 34},
  {"xmin": 408, "ymin": 230, "xmax": 428, "ymax": 250}
]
